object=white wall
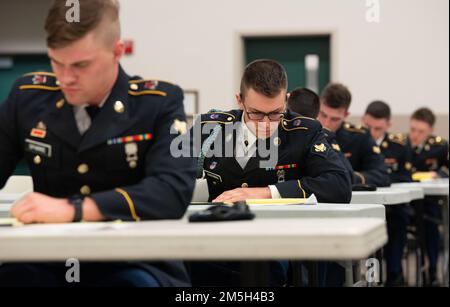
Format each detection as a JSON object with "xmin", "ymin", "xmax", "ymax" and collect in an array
[
  {"xmin": 1, "ymin": 0, "xmax": 448, "ymax": 118},
  {"xmin": 119, "ymin": 0, "xmax": 449, "ymax": 117},
  {"xmin": 0, "ymin": 0, "xmax": 51, "ymax": 54}
]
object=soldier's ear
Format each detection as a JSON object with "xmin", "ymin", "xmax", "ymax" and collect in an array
[
  {"xmin": 113, "ymin": 40, "xmax": 125, "ymax": 61},
  {"xmin": 236, "ymin": 93, "xmax": 244, "ymax": 109}
]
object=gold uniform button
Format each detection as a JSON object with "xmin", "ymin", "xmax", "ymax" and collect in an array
[
  {"xmin": 80, "ymin": 185, "xmax": 91, "ymax": 196},
  {"xmin": 274, "ymin": 137, "xmax": 281, "ymax": 147},
  {"xmin": 130, "ymin": 83, "xmax": 139, "ymax": 91},
  {"xmin": 78, "ymin": 164, "xmax": 89, "ymax": 174},
  {"xmin": 241, "ymin": 183, "xmax": 249, "ymax": 188},
  {"xmin": 33, "ymin": 155, "xmax": 42, "ymax": 165},
  {"xmin": 129, "ymin": 161, "xmax": 138, "ymax": 169},
  {"xmin": 114, "ymin": 101, "xmax": 125, "ymax": 113},
  {"xmin": 56, "ymin": 99, "xmax": 65, "ymax": 109}
]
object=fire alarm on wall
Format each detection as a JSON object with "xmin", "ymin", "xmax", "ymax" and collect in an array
[{"xmin": 124, "ymin": 40, "xmax": 134, "ymax": 55}]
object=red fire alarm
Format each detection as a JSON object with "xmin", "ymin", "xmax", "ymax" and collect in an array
[{"xmin": 124, "ymin": 40, "xmax": 134, "ymax": 55}]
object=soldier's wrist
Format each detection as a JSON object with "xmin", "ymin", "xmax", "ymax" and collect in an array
[{"xmin": 68, "ymin": 195, "xmax": 85, "ymax": 222}]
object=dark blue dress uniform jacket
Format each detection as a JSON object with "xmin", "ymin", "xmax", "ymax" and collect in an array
[
  {"xmin": 0, "ymin": 66, "xmax": 196, "ymax": 286},
  {"xmin": 194, "ymin": 110, "xmax": 352, "ymax": 204},
  {"xmin": 379, "ymin": 133, "xmax": 413, "ymax": 183},
  {"xmin": 336, "ymin": 122, "xmax": 391, "ymax": 187},
  {"xmin": 407, "ymin": 135, "xmax": 449, "ymax": 178}
]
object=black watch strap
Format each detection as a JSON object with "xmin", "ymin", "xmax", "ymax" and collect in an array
[{"xmin": 68, "ymin": 195, "xmax": 84, "ymax": 222}]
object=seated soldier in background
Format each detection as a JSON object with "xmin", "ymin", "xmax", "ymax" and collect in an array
[
  {"xmin": 318, "ymin": 83, "xmax": 391, "ymax": 187},
  {"xmin": 288, "ymin": 87, "xmax": 354, "ymax": 183},
  {"xmin": 287, "ymin": 87, "xmax": 356, "ymax": 286},
  {"xmin": 407, "ymin": 107, "xmax": 449, "ymax": 286},
  {"xmin": 188, "ymin": 60, "xmax": 352, "ymax": 287},
  {"xmin": 362, "ymin": 100, "xmax": 413, "ymax": 286}
]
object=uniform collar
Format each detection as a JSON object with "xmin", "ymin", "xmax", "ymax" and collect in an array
[
  {"xmin": 45, "ymin": 65, "xmax": 135, "ymax": 152},
  {"xmin": 376, "ymin": 134, "xmax": 386, "ymax": 147},
  {"xmin": 240, "ymin": 112, "xmax": 258, "ymax": 149}
]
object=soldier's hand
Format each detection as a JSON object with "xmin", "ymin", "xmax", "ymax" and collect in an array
[
  {"xmin": 213, "ymin": 187, "xmax": 271, "ymax": 203},
  {"xmin": 11, "ymin": 192, "xmax": 75, "ymax": 224}
]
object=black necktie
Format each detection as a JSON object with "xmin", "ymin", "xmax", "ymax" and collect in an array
[{"xmin": 85, "ymin": 105, "xmax": 100, "ymax": 121}]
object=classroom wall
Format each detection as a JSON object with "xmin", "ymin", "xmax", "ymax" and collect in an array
[
  {"xmin": 0, "ymin": 0, "xmax": 51, "ymax": 54},
  {"xmin": 118, "ymin": 0, "xmax": 449, "ymax": 136},
  {"xmin": 0, "ymin": 0, "xmax": 448, "ymax": 137}
]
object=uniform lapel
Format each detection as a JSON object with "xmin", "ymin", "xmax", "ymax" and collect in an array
[
  {"xmin": 78, "ymin": 66, "xmax": 137, "ymax": 152},
  {"xmin": 44, "ymin": 96, "xmax": 82, "ymax": 150}
]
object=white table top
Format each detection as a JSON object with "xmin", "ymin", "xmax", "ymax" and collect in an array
[
  {"xmin": 0, "ymin": 218, "xmax": 387, "ymax": 262},
  {"xmin": 0, "ymin": 194, "xmax": 22, "ymax": 203},
  {"xmin": 187, "ymin": 203, "xmax": 386, "ymax": 219},
  {"xmin": 392, "ymin": 180, "xmax": 449, "ymax": 197},
  {"xmin": 351, "ymin": 188, "xmax": 412, "ymax": 205}
]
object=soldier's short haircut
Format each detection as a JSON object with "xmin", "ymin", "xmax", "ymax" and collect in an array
[
  {"xmin": 320, "ymin": 83, "xmax": 352, "ymax": 111},
  {"xmin": 45, "ymin": 0, "xmax": 120, "ymax": 49},
  {"xmin": 365, "ymin": 100, "xmax": 391, "ymax": 120},
  {"xmin": 288, "ymin": 87, "xmax": 320, "ymax": 118},
  {"xmin": 411, "ymin": 107, "xmax": 436, "ymax": 127},
  {"xmin": 240, "ymin": 59, "xmax": 288, "ymax": 99}
]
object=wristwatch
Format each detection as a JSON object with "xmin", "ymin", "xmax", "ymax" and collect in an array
[{"xmin": 68, "ymin": 195, "xmax": 85, "ymax": 222}]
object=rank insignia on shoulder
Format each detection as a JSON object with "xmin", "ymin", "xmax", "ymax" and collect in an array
[
  {"xmin": 128, "ymin": 79, "xmax": 168, "ymax": 97},
  {"xmin": 281, "ymin": 117, "xmax": 309, "ymax": 132},
  {"xmin": 429, "ymin": 136, "xmax": 445, "ymax": 145},
  {"xmin": 388, "ymin": 133, "xmax": 407, "ymax": 146},
  {"xmin": 20, "ymin": 72, "xmax": 60, "ymax": 91},
  {"xmin": 144, "ymin": 80, "xmax": 159, "ymax": 90},
  {"xmin": 201, "ymin": 111, "xmax": 235, "ymax": 124},
  {"xmin": 32, "ymin": 75, "xmax": 47, "ymax": 85},
  {"xmin": 343, "ymin": 122, "xmax": 366, "ymax": 134}
]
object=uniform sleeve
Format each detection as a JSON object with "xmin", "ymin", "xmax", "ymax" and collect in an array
[
  {"xmin": 0, "ymin": 81, "xmax": 23, "ymax": 189},
  {"xmin": 275, "ymin": 129, "xmax": 352, "ymax": 203},
  {"xmin": 437, "ymin": 142, "xmax": 449, "ymax": 178},
  {"xmin": 390, "ymin": 145, "xmax": 413, "ymax": 183},
  {"xmin": 353, "ymin": 133, "xmax": 391, "ymax": 187},
  {"xmin": 327, "ymin": 133, "xmax": 355, "ymax": 185},
  {"xmin": 91, "ymin": 86, "xmax": 197, "ymax": 221}
]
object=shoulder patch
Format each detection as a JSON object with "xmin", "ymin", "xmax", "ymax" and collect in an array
[
  {"xmin": 201, "ymin": 110, "xmax": 236, "ymax": 124},
  {"xmin": 343, "ymin": 122, "xmax": 366, "ymax": 134},
  {"xmin": 128, "ymin": 79, "xmax": 173, "ymax": 97},
  {"xmin": 19, "ymin": 72, "xmax": 60, "ymax": 92},
  {"xmin": 281, "ymin": 116, "xmax": 314, "ymax": 132}
]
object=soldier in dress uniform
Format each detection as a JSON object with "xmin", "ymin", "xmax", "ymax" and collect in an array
[
  {"xmin": 0, "ymin": 0, "xmax": 195, "ymax": 287},
  {"xmin": 362, "ymin": 100, "xmax": 413, "ymax": 286},
  {"xmin": 288, "ymin": 87, "xmax": 355, "ymax": 183},
  {"xmin": 407, "ymin": 107, "xmax": 449, "ymax": 286},
  {"xmin": 188, "ymin": 60, "xmax": 352, "ymax": 287},
  {"xmin": 318, "ymin": 83, "xmax": 391, "ymax": 187}
]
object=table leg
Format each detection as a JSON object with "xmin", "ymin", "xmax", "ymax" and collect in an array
[
  {"xmin": 442, "ymin": 196, "xmax": 449, "ymax": 287},
  {"xmin": 240, "ymin": 261, "xmax": 269, "ymax": 287}
]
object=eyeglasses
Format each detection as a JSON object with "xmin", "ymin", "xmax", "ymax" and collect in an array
[{"xmin": 243, "ymin": 105, "xmax": 285, "ymax": 122}]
